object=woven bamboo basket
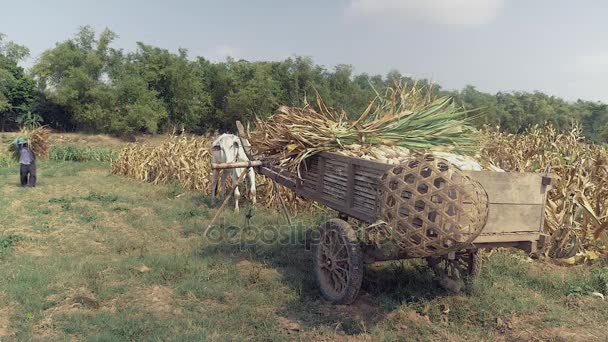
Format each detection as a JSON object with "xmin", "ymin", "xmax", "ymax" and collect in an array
[{"xmin": 371, "ymin": 154, "xmax": 489, "ymax": 257}]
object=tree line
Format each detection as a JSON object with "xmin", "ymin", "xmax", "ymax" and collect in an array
[{"xmin": 1, "ymin": 26, "xmax": 606, "ymax": 143}]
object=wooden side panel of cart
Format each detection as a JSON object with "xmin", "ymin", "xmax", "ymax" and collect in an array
[{"xmin": 261, "ymin": 152, "xmax": 552, "ymax": 253}]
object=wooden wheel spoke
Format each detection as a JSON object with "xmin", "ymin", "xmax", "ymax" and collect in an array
[
  {"xmin": 333, "ymin": 258, "xmax": 349, "ymax": 264},
  {"xmin": 334, "ymin": 269, "xmax": 348, "ymax": 286},
  {"xmin": 320, "ymin": 244, "xmax": 332, "ymax": 257},
  {"xmin": 329, "ymin": 232, "xmax": 341, "ymax": 254},
  {"xmin": 334, "ymin": 244, "xmax": 347, "ymax": 258},
  {"xmin": 331, "ymin": 272, "xmax": 342, "ymax": 292},
  {"xmin": 335, "ymin": 266, "xmax": 349, "ymax": 278},
  {"xmin": 323, "ymin": 233, "xmax": 332, "ymax": 249},
  {"xmin": 314, "ymin": 219, "xmax": 363, "ymax": 304},
  {"xmin": 334, "ymin": 266, "xmax": 349, "ymax": 281}
]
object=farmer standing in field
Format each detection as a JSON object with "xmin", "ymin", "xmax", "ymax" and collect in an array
[{"xmin": 14, "ymin": 137, "xmax": 36, "ymax": 187}]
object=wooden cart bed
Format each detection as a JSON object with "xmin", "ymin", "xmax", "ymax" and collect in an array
[{"xmin": 260, "ymin": 152, "xmax": 552, "ymax": 253}]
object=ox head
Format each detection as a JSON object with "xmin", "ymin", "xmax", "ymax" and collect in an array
[{"xmin": 210, "ymin": 134, "xmax": 248, "ymax": 163}]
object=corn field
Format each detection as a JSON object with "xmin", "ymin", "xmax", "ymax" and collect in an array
[
  {"xmin": 481, "ymin": 125, "xmax": 608, "ymax": 257},
  {"xmin": 110, "ymin": 134, "xmax": 313, "ymax": 213}
]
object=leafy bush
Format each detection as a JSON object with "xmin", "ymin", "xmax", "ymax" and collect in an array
[{"xmin": 49, "ymin": 145, "xmax": 117, "ymax": 162}]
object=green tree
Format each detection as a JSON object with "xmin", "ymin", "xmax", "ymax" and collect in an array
[
  {"xmin": 33, "ymin": 26, "xmax": 167, "ymax": 135},
  {"xmin": 0, "ymin": 34, "xmax": 35, "ymax": 131},
  {"xmin": 126, "ymin": 43, "xmax": 211, "ymax": 131}
]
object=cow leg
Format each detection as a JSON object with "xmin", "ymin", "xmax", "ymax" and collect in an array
[
  {"xmin": 233, "ymin": 169, "xmax": 241, "ymax": 213},
  {"xmin": 248, "ymin": 167, "xmax": 257, "ymax": 204},
  {"xmin": 210, "ymin": 169, "xmax": 219, "ymax": 206},
  {"xmin": 219, "ymin": 170, "xmax": 229, "ymax": 198}
]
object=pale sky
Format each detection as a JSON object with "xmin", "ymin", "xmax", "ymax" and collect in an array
[{"xmin": 2, "ymin": 0, "xmax": 607, "ymax": 102}]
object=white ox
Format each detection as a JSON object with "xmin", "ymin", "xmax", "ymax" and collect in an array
[{"xmin": 210, "ymin": 134, "xmax": 256, "ymax": 212}]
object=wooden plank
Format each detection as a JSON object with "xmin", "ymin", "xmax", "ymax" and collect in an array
[
  {"xmin": 354, "ymin": 191, "xmax": 377, "ymax": 201},
  {"xmin": 325, "ymin": 158, "xmax": 347, "ymax": 167},
  {"xmin": 354, "ymin": 194, "xmax": 376, "ymax": 205},
  {"xmin": 320, "ymin": 152, "xmax": 393, "ymax": 172},
  {"xmin": 354, "ymin": 170, "xmax": 385, "ymax": 180},
  {"xmin": 211, "ymin": 160, "xmax": 263, "ymax": 169},
  {"xmin": 354, "ymin": 194, "xmax": 377, "ymax": 205},
  {"xmin": 473, "ymin": 232, "xmax": 540, "ymax": 244},
  {"xmin": 323, "ymin": 173, "xmax": 348, "ymax": 185},
  {"xmin": 463, "ymin": 171, "xmax": 548, "ymax": 205},
  {"xmin": 354, "ymin": 174, "xmax": 381, "ymax": 184},
  {"xmin": 354, "ymin": 183, "xmax": 379, "ymax": 194},
  {"xmin": 324, "ymin": 179, "xmax": 347, "ymax": 190},
  {"xmin": 353, "ymin": 189, "xmax": 377, "ymax": 201},
  {"xmin": 323, "ymin": 179, "xmax": 347, "ymax": 191},
  {"xmin": 259, "ymin": 167, "xmax": 297, "ymax": 190},
  {"xmin": 346, "ymin": 162, "xmax": 355, "ymax": 209},
  {"xmin": 302, "ymin": 162, "xmax": 318, "ymax": 175},
  {"xmin": 481, "ymin": 203, "xmax": 544, "ymax": 234},
  {"xmin": 293, "ymin": 185, "xmax": 377, "ymax": 222},
  {"xmin": 323, "ymin": 176, "xmax": 348, "ymax": 188},
  {"xmin": 322, "ymin": 186, "xmax": 346, "ymax": 200},
  {"xmin": 353, "ymin": 201, "xmax": 376, "ymax": 212},
  {"xmin": 235, "ymin": 121, "xmax": 254, "ymax": 159},
  {"xmin": 316, "ymin": 156, "xmax": 326, "ymax": 193},
  {"xmin": 353, "ymin": 183, "xmax": 377, "ymax": 193}
]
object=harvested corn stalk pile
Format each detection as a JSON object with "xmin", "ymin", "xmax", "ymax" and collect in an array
[
  {"xmin": 249, "ymin": 83, "xmax": 479, "ymax": 173},
  {"xmin": 112, "ymin": 135, "xmax": 214, "ymax": 191},
  {"xmin": 111, "ymin": 134, "xmax": 313, "ymax": 213},
  {"xmin": 26, "ymin": 126, "xmax": 51, "ymax": 158},
  {"xmin": 481, "ymin": 124, "xmax": 608, "ymax": 257},
  {"xmin": 247, "ymin": 83, "xmax": 490, "ymax": 255}
]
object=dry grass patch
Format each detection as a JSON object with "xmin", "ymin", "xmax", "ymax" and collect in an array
[
  {"xmin": 130, "ymin": 285, "xmax": 180, "ymax": 316},
  {"xmin": 236, "ymin": 259, "xmax": 281, "ymax": 284},
  {"xmin": 0, "ymin": 292, "xmax": 15, "ymax": 338}
]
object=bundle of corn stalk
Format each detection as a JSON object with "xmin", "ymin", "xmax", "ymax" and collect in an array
[
  {"xmin": 481, "ymin": 124, "xmax": 608, "ymax": 260},
  {"xmin": 8, "ymin": 126, "xmax": 51, "ymax": 159},
  {"xmin": 111, "ymin": 134, "xmax": 313, "ymax": 213},
  {"xmin": 249, "ymin": 83, "xmax": 479, "ymax": 174}
]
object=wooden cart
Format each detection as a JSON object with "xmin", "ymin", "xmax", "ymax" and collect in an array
[{"xmin": 213, "ymin": 122, "xmax": 553, "ymax": 304}]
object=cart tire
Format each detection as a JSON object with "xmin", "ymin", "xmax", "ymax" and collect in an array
[
  {"xmin": 314, "ymin": 219, "xmax": 363, "ymax": 304},
  {"xmin": 427, "ymin": 250, "xmax": 481, "ymax": 292}
]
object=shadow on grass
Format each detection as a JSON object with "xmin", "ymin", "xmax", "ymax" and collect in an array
[{"xmin": 196, "ymin": 212, "xmax": 450, "ymax": 336}]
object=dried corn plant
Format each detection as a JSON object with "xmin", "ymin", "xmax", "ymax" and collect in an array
[
  {"xmin": 249, "ymin": 82, "xmax": 479, "ymax": 174},
  {"xmin": 481, "ymin": 124, "xmax": 608, "ymax": 254},
  {"xmin": 112, "ymin": 134, "xmax": 214, "ymax": 191},
  {"xmin": 111, "ymin": 134, "xmax": 314, "ymax": 213}
]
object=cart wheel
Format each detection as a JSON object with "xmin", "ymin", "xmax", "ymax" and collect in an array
[
  {"xmin": 313, "ymin": 219, "xmax": 363, "ymax": 304},
  {"xmin": 426, "ymin": 250, "xmax": 481, "ymax": 292}
]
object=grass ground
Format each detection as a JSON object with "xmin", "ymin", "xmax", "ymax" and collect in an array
[{"xmin": 1, "ymin": 135, "xmax": 608, "ymax": 341}]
